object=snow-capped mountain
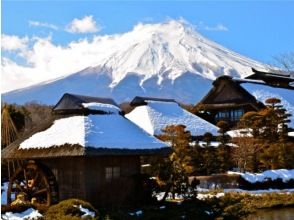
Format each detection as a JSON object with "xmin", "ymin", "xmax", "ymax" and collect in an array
[{"xmin": 2, "ymin": 20, "xmax": 270, "ymax": 104}]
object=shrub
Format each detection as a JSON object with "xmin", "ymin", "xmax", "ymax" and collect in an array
[
  {"xmin": 205, "ymin": 193, "xmax": 252, "ymax": 219},
  {"xmin": 45, "ymin": 199, "xmax": 98, "ymax": 220}
]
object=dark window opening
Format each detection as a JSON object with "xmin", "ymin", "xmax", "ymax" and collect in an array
[
  {"xmin": 215, "ymin": 109, "xmax": 244, "ymax": 122},
  {"xmin": 105, "ymin": 166, "xmax": 120, "ymax": 182}
]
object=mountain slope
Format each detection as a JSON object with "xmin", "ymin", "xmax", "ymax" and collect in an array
[{"xmin": 2, "ymin": 20, "xmax": 270, "ymax": 104}]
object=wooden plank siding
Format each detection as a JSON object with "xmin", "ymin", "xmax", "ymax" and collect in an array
[{"xmin": 38, "ymin": 156, "xmax": 141, "ymax": 207}]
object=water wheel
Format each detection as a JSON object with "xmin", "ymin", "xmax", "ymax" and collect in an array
[{"xmin": 7, "ymin": 160, "xmax": 58, "ymax": 208}]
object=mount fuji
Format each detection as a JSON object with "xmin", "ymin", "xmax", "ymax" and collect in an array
[{"xmin": 2, "ymin": 20, "xmax": 270, "ymax": 105}]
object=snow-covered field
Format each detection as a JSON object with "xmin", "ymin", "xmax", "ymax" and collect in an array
[{"xmin": 228, "ymin": 169, "xmax": 294, "ymax": 183}]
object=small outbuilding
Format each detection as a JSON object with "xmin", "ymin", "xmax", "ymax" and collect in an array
[
  {"xmin": 125, "ymin": 96, "xmax": 219, "ymax": 137},
  {"xmin": 2, "ymin": 93, "xmax": 167, "ymax": 208}
]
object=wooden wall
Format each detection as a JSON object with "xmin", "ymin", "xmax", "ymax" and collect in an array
[{"xmin": 38, "ymin": 155, "xmax": 141, "ymax": 208}]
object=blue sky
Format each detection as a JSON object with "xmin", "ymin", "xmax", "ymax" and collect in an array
[
  {"xmin": 2, "ymin": 0, "xmax": 294, "ymax": 92},
  {"xmin": 3, "ymin": 0, "xmax": 294, "ymax": 62}
]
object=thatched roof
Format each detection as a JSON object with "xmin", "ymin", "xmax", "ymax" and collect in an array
[
  {"xmin": 126, "ymin": 98, "xmax": 219, "ymax": 136},
  {"xmin": 199, "ymin": 76, "xmax": 264, "ymax": 110},
  {"xmin": 2, "ymin": 94, "xmax": 168, "ymax": 160},
  {"xmin": 53, "ymin": 93, "xmax": 119, "ymax": 114}
]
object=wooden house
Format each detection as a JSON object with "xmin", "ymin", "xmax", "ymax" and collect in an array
[
  {"xmin": 125, "ymin": 96, "xmax": 219, "ymax": 138},
  {"xmin": 2, "ymin": 93, "xmax": 168, "ymax": 208},
  {"xmin": 197, "ymin": 67, "xmax": 294, "ymax": 128},
  {"xmin": 196, "ymin": 76, "xmax": 265, "ymax": 126}
]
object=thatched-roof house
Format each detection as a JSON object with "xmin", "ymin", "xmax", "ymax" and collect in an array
[
  {"xmin": 2, "ymin": 93, "xmax": 167, "ymax": 208},
  {"xmin": 197, "ymin": 76, "xmax": 265, "ymax": 126},
  {"xmin": 197, "ymin": 69, "xmax": 294, "ymax": 128},
  {"xmin": 125, "ymin": 96, "xmax": 219, "ymax": 137}
]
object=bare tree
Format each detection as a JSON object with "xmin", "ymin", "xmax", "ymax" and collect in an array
[{"xmin": 272, "ymin": 52, "xmax": 294, "ymax": 76}]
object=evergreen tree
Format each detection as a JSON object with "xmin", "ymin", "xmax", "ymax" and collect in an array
[
  {"xmin": 233, "ymin": 97, "xmax": 293, "ymax": 171},
  {"xmin": 216, "ymin": 121, "xmax": 232, "ymax": 173},
  {"xmin": 202, "ymin": 132, "xmax": 218, "ymax": 175},
  {"xmin": 155, "ymin": 125, "xmax": 197, "ymax": 200}
]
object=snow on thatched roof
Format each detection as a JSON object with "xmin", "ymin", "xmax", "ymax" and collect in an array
[
  {"xmin": 53, "ymin": 93, "xmax": 118, "ymax": 114},
  {"xmin": 126, "ymin": 100, "xmax": 219, "ymax": 136},
  {"xmin": 19, "ymin": 113, "xmax": 165, "ymax": 150},
  {"xmin": 2, "ymin": 95, "xmax": 168, "ymax": 159}
]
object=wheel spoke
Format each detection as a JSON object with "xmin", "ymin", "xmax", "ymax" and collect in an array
[
  {"xmin": 12, "ymin": 182, "xmax": 24, "ymax": 191},
  {"xmin": 23, "ymin": 169, "xmax": 28, "ymax": 187},
  {"xmin": 33, "ymin": 172, "xmax": 39, "ymax": 183},
  {"xmin": 33, "ymin": 188, "xmax": 48, "ymax": 195},
  {"xmin": 8, "ymin": 162, "xmax": 54, "ymax": 207}
]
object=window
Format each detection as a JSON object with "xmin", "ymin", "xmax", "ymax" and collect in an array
[
  {"xmin": 231, "ymin": 109, "xmax": 244, "ymax": 121},
  {"xmin": 215, "ymin": 109, "xmax": 244, "ymax": 122},
  {"xmin": 105, "ymin": 166, "xmax": 120, "ymax": 182},
  {"xmin": 215, "ymin": 110, "xmax": 230, "ymax": 122}
]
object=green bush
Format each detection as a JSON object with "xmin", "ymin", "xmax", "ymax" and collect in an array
[
  {"xmin": 205, "ymin": 193, "xmax": 252, "ymax": 219},
  {"xmin": 45, "ymin": 199, "xmax": 98, "ymax": 220}
]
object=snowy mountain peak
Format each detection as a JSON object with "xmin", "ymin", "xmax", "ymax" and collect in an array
[
  {"xmin": 2, "ymin": 19, "xmax": 271, "ymax": 104},
  {"xmin": 87, "ymin": 19, "xmax": 268, "ymax": 87}
]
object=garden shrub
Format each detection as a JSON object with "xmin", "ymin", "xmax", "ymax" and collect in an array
[{"xmin": 45, "ymin": 199, "xmax": 98, "ymax": 220}]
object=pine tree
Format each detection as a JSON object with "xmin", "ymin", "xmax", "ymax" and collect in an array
[
  {"xmin": 233, "ymin": 97, "xmax": 293, "ymax": 171},
  {"xmin": 201, "ymin": 132, "xmax": 218, "ymax": 175},
  {"xmin": 216, "ymin": 121, "xmax": 232, "ymax": 173},
  {"xmin": 155, "ymin": 125, "xmax": 197, "ymax": 200}
]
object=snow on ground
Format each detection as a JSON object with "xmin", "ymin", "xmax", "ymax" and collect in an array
[
  {"xmin": 242, "ymin": 83, "xmax": 294, "ymax": 128},
  {"xmin": 76, "ymin": 205, "xmax": 96, "ymax": 218},
  {"xmin": 157, "ymin": 188, "xmax": 294, "ymax": 202},
  {"xmin": 1, "ymin": 208, "xmax": 43, "ymax": 220},
  {"xmin": 197, "ymin": 193, "xmax": 225, "ymax": 200},
  {"xmin": 19, "ymin": 113, "xmax": 166, "ymax": 150},
  {"xmin": 228, "ymin": 169, "xmax": 294, "ymax": 183},
  {"xmin": 224, "ymin": 188, "xmax": 294, "ymax": 194},
  {"xmin": 126, "ymin": 100, "xmax": 219, "ymax": 136},
  {"xmin": 227, "ymin": 129, "xmax": 253, "ymax": 138}
]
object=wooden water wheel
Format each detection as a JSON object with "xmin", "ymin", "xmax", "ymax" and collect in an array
[{"xmin": 7, "ymin": 160, "xmax": 58, "ymax": 208}]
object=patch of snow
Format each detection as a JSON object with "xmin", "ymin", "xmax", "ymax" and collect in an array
[
  {"xmin": 1, "ymin": 208, "xmax": 43, "ymax": 220},
  {"xmin": 82, "ymin": 102, "xmax": 120, "ymax": 114},
  {"xmin": 228, "ymin": 169, "xmax": 294, "ymax": 183},
  {"xmin": 159, "ymin": 206, "xmax": 166, "ymax": 209},
  {"xmin": 197, "ymin": 192, "xmax": 224, "ymax": 200},
  {"xmin": 78, "ymin": 205, "xmax": 96, "ymax": 218},
  {"xmin": 19, "ymin": 114, "xmax": 166, "ymax": 150},
  {"xmin": 126, "ymin": 101, "xmax": 218, "ymax": 136},
  {"xmin": 198, "ymin": 141, "xmax": 220, "ymax": 148},
  {"xmin": 227, "ymin": 129, "xmax": 253, "ymax": 138},
  {"xmin": 224, "ymin": 188, "xmax": 294, "ymax": 194}
]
